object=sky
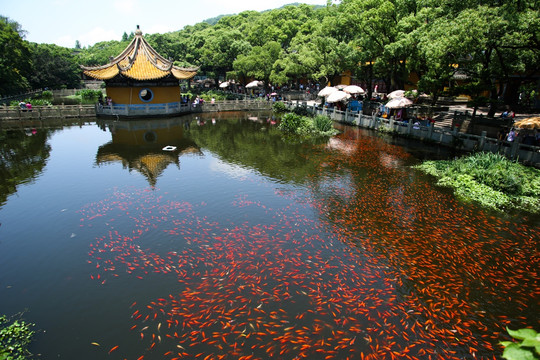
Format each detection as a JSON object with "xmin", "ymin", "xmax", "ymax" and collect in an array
[{"xmin": 2, "ymin": 0, "xmax": 329, "ymax": 48}]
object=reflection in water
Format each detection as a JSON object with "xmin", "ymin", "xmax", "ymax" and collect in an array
[
  {"xmin": 0, "ymin": 117, "xmax": 537, "ymax": 360},
  {"xmin": 0, "ymin": 129, "xmax": 51, "ymax": 207},
  {"xmin": 96, "ymin": 118, "xmax": 201, "ymax": 187}
]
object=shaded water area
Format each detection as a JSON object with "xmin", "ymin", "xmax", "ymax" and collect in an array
[{"xmin": 0, "ymin": 112, "xmax": 538, "ymax": 360}]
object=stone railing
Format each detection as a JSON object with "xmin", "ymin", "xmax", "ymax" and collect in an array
[
  {"xmin": 0, "ymin": 99, "xmax": 273, "ymax": 122},
  {"xmin": 96, "ymin": 102, "xmax": 194, "ymax": 118},
  {"xmin": 202, "ymin": 99, "xmax": 272, "ymax": 112},
  {"xmin": 0, "ymin": 104, "xmax": 96, "ymax": 121},
  {"xmin": 284, "ymin": 100, "xmax": 540, "ymax": 168}
]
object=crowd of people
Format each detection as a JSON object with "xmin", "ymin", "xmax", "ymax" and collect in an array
[
  {"xmin": 18, "ymin": 101, "xmax": 32, "ymax": 111},
  {"xmin": 499, "ymin": 126, "xmax": 540, "ymax": 146}
]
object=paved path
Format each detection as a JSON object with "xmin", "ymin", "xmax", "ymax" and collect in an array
[{"xmin": 304, "ymin": 100, "xmax": 538, "ymax": 131}]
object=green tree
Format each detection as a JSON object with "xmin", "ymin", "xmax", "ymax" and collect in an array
[
  {"xmin": 0, "ymin": 16, "xmax": 32, "ymax": 95},
  {"xmin": 245, "ymin": 5, "xmax": 319, "ymax": 48},
  {"xmin": 279, "ymin": 26, "xmax": 354, "ymax": 86},
  {"xmin": 199, "ymin": 28, "xmax": 251, "ymax": 86},
  {"xmin": 77, "ymin": 39, "xmax": 130, "ymax": 66},
  {"xmin": 29, "ymin": 43, "xmax": 81, "ymax": 89},
  {"xmin": 234, "ymin": 41, "xmax": 281, "ymax": 89},
  {"xmin": 409, "ymin": 1, "xmax": 540, "ymax": 110}
]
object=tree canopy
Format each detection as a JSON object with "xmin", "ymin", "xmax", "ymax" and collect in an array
[
  {"xmin": 0, "ymin": 16, "xmax": 31, "ymax": 96},
  {"xmin": 2, "ymin": 0, "xmax": 539, "ymax": 110}
]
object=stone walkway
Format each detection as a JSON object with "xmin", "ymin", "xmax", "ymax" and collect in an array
[{"xmin": 304, "ymin": 100, "xmax": 538, "ymax": 132}]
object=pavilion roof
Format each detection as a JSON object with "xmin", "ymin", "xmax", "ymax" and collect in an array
[{"xmin": 81, "ymin": 26, "xmax": 198, "ymax": 81}]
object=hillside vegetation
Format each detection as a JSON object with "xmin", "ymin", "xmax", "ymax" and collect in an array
[{"xmin": 1, "ymin": 1, "xmax": 539, "ymax": 113}]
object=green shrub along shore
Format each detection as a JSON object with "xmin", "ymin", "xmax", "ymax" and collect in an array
[
  {"xmin": 0, "ymin": 315, "xmax": 34, "ymax": 360},
  {"xmin": 414, "ymin": 152, "xmax": 540, "ymax": 214},
  {"xmin": 273, "ymin": 102, "xmax": 339, "ymax": 138}
]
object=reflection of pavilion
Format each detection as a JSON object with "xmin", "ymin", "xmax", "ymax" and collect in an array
[{"xmin": 96, "ymin": 118, "xmax": 201, "ymax": 186}]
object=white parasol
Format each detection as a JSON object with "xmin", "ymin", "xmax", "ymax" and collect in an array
[
  {"xmin": 385, "ymin": 96, "xmax": 413, "ymax": 108},
  {"xmin": 326, "ymin": 91, "xmax": 351, "ymax": 103},
  {"xmin": 387, "ymin": 90, "xmax": 405, "ymax": 99},
  {"xmin": 343, "ymin": 85, "xmax": 365, "ymax": 95},
  {"xmin": 245, "ymin": 80, "xmax": 263, "ymax": 88},
  {"xmin": 317, "ymin": 86, "xmax": 338, "ymax": 97}
]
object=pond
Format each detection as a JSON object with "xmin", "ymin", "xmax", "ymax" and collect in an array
[{"xmin": 0, "ymin": 112, "xmax": 538, "ymax": 360}]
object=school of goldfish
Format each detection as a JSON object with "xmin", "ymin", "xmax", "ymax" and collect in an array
[{"xmin": 79, "ymin": 127, "xmax": 539, "ymax": 360}]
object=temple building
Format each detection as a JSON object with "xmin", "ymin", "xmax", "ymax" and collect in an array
[{"xmin": 81, "ymin": 26, "xmax": 198, "ymax": 118}]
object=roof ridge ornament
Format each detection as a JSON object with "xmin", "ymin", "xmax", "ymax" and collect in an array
[{"xmin": 82, "ymin": 25, "xmax": 198, "ymax": 80}]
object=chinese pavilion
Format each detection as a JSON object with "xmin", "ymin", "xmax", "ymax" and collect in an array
[{"xmin": 81, "ymin": 26, "xmax": 198, "ymax": 118}]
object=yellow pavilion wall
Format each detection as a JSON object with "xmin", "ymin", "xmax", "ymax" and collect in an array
[
  {"xmin": 106, "ymin": 86, "xmax": 181, "ymax": 105},
  {"xmin": 112, "ymin": 127, "xmax": 184, "ymax": 146}
]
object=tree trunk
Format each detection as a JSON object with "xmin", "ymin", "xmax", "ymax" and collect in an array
[
  {"xmin": 503, "ymin": 78, "xmax": 521, "ymax": 109},
  {"xmin": 487, "ymin": 85, "xmax": 498, "ymax": 117},
  {"xmin": 367, "ymin": 64, "xmax": 373, "ymax": 100},
  {"xmin": 430, "ymin": 90, "xmax": 439, "ymax": 107}
]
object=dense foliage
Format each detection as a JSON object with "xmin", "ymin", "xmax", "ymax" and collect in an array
[
  {"xmin": 0, "ymin": 17, "xmax": 31, "ymax": 95},
  {"xmin": 500, "ymin": 327, "xmax": 540, "ymax": 360},
  {"xmin": 278, "ymin": 112, "xmax": 338, "ymax": 137},
  {"xmin": 27, "ymin": 43, "xmax": 81, "ymax": 89},
  {"xmin": 414, "ymin": 152, "xmax": 540, "ymax": 213},
  {"xmin": 2, "ymin": 0, "xmax": 539, "ymax": 111},
  {"xmin": 0, "ymin": 17, "xmax": 81, "ymax": 94},
  {"xmin": 0, "ymin": 315, "xmax": 35, "ymax": 360}
]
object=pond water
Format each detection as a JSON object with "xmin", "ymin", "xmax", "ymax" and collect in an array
[{"xmin": 0, "ymin": 112, "xmax": 538, "ymax": 360}]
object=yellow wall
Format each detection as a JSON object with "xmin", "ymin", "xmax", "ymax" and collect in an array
[
  {"xmin": 112, "ymin": 127, "xmax": 183, "ymax": 146},
  {"xmin": 106, "ymin": 86, "xmax": 181, "ymax": 105}
]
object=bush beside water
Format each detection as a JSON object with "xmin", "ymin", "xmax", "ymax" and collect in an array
[
  {"xmin": 278, "ymin": 112, "xmax": 338, "ymax": 138},
  {"xmin": 0, "ymin": 315, "xmax": 34, "ymax": 360},
  {"xmin": 501, "ymin": 327, "xmax": 540, "ymax": 360},
  {"xmin": 414, "ymin": 152, "xmax": 540, "ymax": 213},
  {"xmin": 76, "ymin": 89, "xmax": 103, "ymax": 100},
  {"xmin": 273, "ymin": 102, "xmax": 338, "ymax": 138}
]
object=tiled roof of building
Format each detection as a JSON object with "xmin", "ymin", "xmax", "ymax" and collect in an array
[{"xmin": 81, "ymin": 26, "xmax": 198, "ymax": 81}]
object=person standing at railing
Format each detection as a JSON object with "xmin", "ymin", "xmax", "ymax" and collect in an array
[{"xmin": 506, "ymin": 128, "xmax": 517, "ymax": 142}]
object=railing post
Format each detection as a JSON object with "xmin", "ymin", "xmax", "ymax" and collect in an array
[
  {"xmin": 479, "ymin": 131, "xmax": 487, "ymax": 150},
  {"xmin": 510, "ymin": 140, "xmax": 519, "ymax": 159}
]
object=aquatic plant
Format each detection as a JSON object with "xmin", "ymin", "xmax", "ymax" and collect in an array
[
  {"xmin": 40, "ymin": 90, "xmax": 53, "ymax": 100},
  {"xmin": 0, "ymin": 315, "xmax": 35, "ymax": 360},
  {"xmin": 313, "ymin": 114, "xmax": 333, "ymax": 133},
  {"xmin": 501, "ymin": 327, "xmax": 540, "ymax": 360},
  {"xmin": 278, "ymin": 112, "xmax": 308, "ymax": 133},
  {"xmin": 278, "ymin": 112, "xmax": 338, "ymax": 138},
  {"xmin": 76, "ymin": 89, "xmax": 103, "ymax": 99},
  {"xmin": 414, "ymin": 152, "xmax": 540, "ymax": 213},
  {"xmin": 272, "ymin": 101, "xmax": 287, "ymax": 113}
]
